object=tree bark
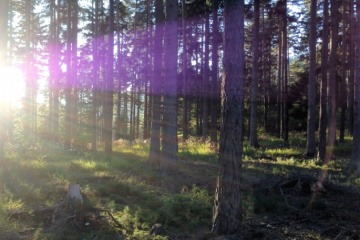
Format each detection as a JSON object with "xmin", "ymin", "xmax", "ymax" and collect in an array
[
  {"xmin": 346, "ymin": 0, "xmax": 360, "ymax": 174},
  {"xmin": 104, "ymin": 0, "xmax": 115, "ymax": 160},
  {"xmin": 202, "ymin": 12, "xmax": 210, "ymax": 140},
  {"xmin": 0, "ymin": 0, "xmax": 9, "ymax": 158},
  {"xmin": 249, "ymin": 0, "xmax": 260, "ymax": 148},
  {"xmin": 64, "ymin": 0, "xmax": 78, "ymax": 149},
  {"xmin": 212, "ymin": 0, "xmax": 244, "ymax": 235},
  {"xmin": 161, "ymin": 0, "xmax": 178, "ymax": 171},
  {"xmin": 339, "ymin": 0, "xmax": 347, "ymax": 143},
  {"xmin": 91, "ymin": 0, "xmax": 99, "ymax": 152},
  {"xmin": 325, "ymin": 0, "xmax": 339, "ymax": 164},
  {"xmin": 210, "ymin": 0, "xmax": 220, "ymax": 146},
  {"xmin": 348, "ymin": 1, "xmax": 355, "ymax": 135},
  {"xmin": 149, "ymin": 0, "xmax": 164, "ymax": 167},
  {"xmin": 276, "ymin": 3, "xmax": 283, "ymax": 139},
  {"xmin": 182, "ymin": 0, "xmax": 189, "ymax": 141},
  {"xmin": 306, "ymin": 0, "xmax": 317, "ymax": 157},
  {"xmin": 282, "ymin": 0, "xmax": 289, "ymax": 144},
  {"xmin": 318, "ymin": 0, "xmax": 329, "ymax": 161}
]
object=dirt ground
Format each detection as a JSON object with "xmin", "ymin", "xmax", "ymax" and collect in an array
[
  {"xmin": 6, "ymin": 157, "xmax": 360, "ymax": 240},
  {"xmin": 171, "ymin": 159, "xmax": 360, "ymax": 240}
]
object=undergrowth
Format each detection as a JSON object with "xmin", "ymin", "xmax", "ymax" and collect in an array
[{"xmin": 0, "ymin": 132, "xmax": 356, "ymax": 239}]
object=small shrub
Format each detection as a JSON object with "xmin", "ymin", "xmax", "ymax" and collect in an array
[{"xmin": 158, "ymin": 185, "xmax": 212, "ymax": 230}]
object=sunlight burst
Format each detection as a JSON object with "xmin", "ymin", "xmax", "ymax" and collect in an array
[{"xmin": 0, "ymin": 65, "xmax": 25, "ymax": 109}]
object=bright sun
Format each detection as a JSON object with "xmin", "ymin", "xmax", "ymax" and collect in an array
[{"xmin": 0, "ymin": 65, "xmax": 25, "ymax": 109}]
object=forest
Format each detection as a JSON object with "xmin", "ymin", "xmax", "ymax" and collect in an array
[{"xmin": 0, "ymin": 0, "xmax": 360, "ymax": 239}]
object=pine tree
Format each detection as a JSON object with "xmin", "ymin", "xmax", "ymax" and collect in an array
[
  {"xmin": 306, "ymin": 0, "xmax": 317, "ymax": 157},
  {"xmin": 212, "ymin": 0, "xmax": 244, "ymax": 235}
]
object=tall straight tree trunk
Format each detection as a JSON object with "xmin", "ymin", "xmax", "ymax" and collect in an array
[
  {"xmin": 0, "ymin": 0, "xmax": 9, "ymax": 158},
  {"xmin": 48, "ymin": 0, "xmax": 55, "ymax": 142},
  {"xmin": 339, "ymin": 0, "xmax": 347, "ymax": 143},
  {"xmin": 202, "ymin": 12, "xmax": 210, "ymax": 140},
  {"xmin": 182, "ymin": 0, "xmax": 189, "ymax": 141},
  {"xmin": 123, "ymin": 91, "xmax": 128, "ymax": 137},
  {"xmin": 130, "ymin": 87, "xmax": 135, "ymax": 140},
  {"xmin": 318, "ymin": 0, "xmax": 329, "ymax": 161},
  {"xmin": 136, "ymin": 87, "xmax": 140, "ymax": 139},
  {"xmin": 53, "ymin": 0, "xmax": 61, "ymax": 143},
  {"xmin": 24, "ymin": 0, "xmax": 33, "ymax": 140},
  {"xmin": 0, "ymin": 0, "xmax": 8, "ymax": 64},
  {"xmin": 264, "ymin": 12, "xmax": 272, "ymax": 133},
  {"xmin": 115, "ymin": 30, "xmax": 122, "ymax": 140},
  {"xmin": 104, "ymin": 0, "xmax": 115, "ymax": 159},
  {"xmin": 71, "ymin": 0, "xmax": 78, "ymax": 145},
  {"xmin": 249, "ymin": 0, "xmax": 260, "ymax": 148},
  {"xmin": 326, "ymin": 0, "xmax": 339, "ymax": 163},
  {"xmin": 91, "ymin": 0, "xmax": 99, "ymax": 151},
  {"xmin": 149, "ymin": 0, "xmax": 164, "ymax": 167},
  {"xmin": 212, "ymin": 0, "xmax": 244, "ymax": 235},
  {"xmin": 348, "ymin": 1, "xmax": 355, "ymax": 135},
  {"xmin": 161, "ymin": 0, "xmax": 178, "ymax": 171},
  {"xmin": 210, "ymin": 0, "xmax": 220, "ymax": 146},
  {"xmin": 48, "ymin": 0, "xmax": 61, "ymax": 143},
  {"xmin": 346, "ymin": 0, "xmax": 360, "ymax": 174},
  {"xmin": 143, "ymin": 0, "xmax": 152, "ymax": 140},
  {"xmin": 65, "ymin": 0, "xmax": 74, "ymax": 149},
  {"xmin": 306, "ymin": 0, "xmax": 317, "ymax": 157},
  {"xmin": 282, "ymin": 0, "xmax": 289, "ymax": 144},
  {"xmin": 276, "ymin": 9, "xmax": 283, "ymax": 139}
]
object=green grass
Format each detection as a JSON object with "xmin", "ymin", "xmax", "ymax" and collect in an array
[
  {"xmin": 0, "ymin": 132, "xmax": 356, "ymax": 239},
  {"xmin": 0, "ymin": 139, "xmax": 217, "ymax": 239},
  {"xmin": 178, "ymin": 137, "xmax": 218, "ymax": 163}
]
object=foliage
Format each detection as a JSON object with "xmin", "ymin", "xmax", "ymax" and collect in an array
[{"xmin": 0, "ymin": 126, "xmax": 356, "ymax": 239}]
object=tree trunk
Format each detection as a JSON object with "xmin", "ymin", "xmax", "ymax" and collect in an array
[
  {"xmin": 249, "ymin": 0, "xmax": 260, "ymax": 148},
  {"xmin": 143, "ymin": 0, "xmax": 152, "ymax": 141},
  {"xmin": 149, "ymin": 0, "xmax": 164, "ymax": 167},
  {"xmin": 161, "ymin": 0, "xmax": 178, "ymax": 171},
  {"xmin": 24, "ymin": 0, "xmax": 34, "ymax": 141},
  {"xmin": 306, "ymin": 0, "xmax": 317, "ymax": 157},
  {"xmin": 210, "ymin": 0, "xmax": 220, "ymax": 146},
  {"xmin": 115, "ymin": 30, "xmax": 122, "ymax": 140},
  {"xmin": 71, "ymin": 0, "xmax": 78, "ymax": 147},
  {"xmin": 276, "ymin": 7, "xmax": 282, "ymax": 139},
  {"xmin": 264, "ymin": 9, "xmax": 272, "ymax": 133},
  {"xmin": 348, "ymin": 1, "xmax": 355, "ymax": 135},
  {"xmin": 0, "ymin": 0, "xmax": 8, "ymax": 158},
  {"xmin": 212, "ymin": 0, "xmax": 244, "ymax": 235},
  {"xmin": 346, "ymin": 0, "xmax": 360, "ymax": 174},
  {"xmin": 318, "ymin": 0, "xmax": 329, "ymax": 161},
  {"xmin": 64, "ymin": 0, "xmax": 76, "ymax": 149},
  {"xmin": 202, "ymin": 12, "xmax": 210, "ymax": 140},
  {"xmin": 282, "ymin": 0, "xmax": 289, "ymax": 144},
  {"xmin": 182, "ymin": 0, "xmax": 189, "ymax": 141},
  {"xmin": 339, "ymin": 0, "xmax": 347, "ymax": 143},
  {"xmin": 325, "ymin": 0, "xmax": 339, "ymax": 164},
  {"xmin": 104, "ymin": 0, "xmax": 115, "ymax": 159},
  {"xmin": 53, "ymin": 0, "xmax": 61, "ymax": 143},
  {"xmin": 91, "ymin": 0, "xmax": 99, "ymax": 152}
]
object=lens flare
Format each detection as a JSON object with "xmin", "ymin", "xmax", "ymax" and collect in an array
[{"xmin": 0, "ymin": 65, "xmax": 25, "ymax": 109}]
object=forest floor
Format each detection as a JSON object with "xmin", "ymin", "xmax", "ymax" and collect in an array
[{"xmin": 0, "ymin": 133, "xmax": 359, "ymax": 240}]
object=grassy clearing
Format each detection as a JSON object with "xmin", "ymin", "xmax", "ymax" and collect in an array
[{"xmin": 0, "ymin": 133, "xmax": 357, "ymax": 239}]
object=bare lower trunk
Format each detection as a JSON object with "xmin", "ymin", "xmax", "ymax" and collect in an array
[
  {"xmin": 318, "ymin": 0, "xmax": 329, "ymax": 161},
  {"xmin": 249, "ymin": 0, "xmax": 260, "ymax": 148},
  {"xmin": 346, "ymin": 0, "xmax": 360, "ymax": 174},
  {"xmin": 306, "ymin": 0, "xmax": 317, "ymax": 157},
  {"xmin": 212, "ymin": 0, "xmax": 244, "ymax": 235},
  {"xmin": 161, "ymin": 0, "xmax": 178, "ymax": 172}
]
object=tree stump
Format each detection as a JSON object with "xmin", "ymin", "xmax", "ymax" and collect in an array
[{"xmin": 65, "ymin": 184, "xmax": 83, "ymax": 212}]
